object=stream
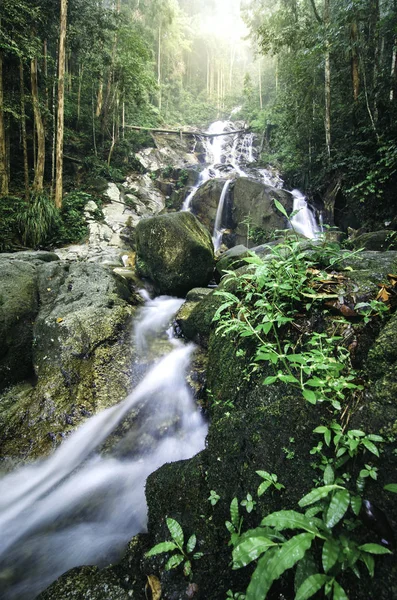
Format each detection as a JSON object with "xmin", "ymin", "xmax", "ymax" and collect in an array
[{"xmin": 0, "ymin": 296, "xmax": 207, "ymax": 600}]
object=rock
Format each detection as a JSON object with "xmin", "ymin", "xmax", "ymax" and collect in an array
[
  {"xmin": 136, "ymin": 212, "xmax": 215, "ymax": 296},
  {"xmin": 339, "ymin": 250, "xmax": 397, "ymax": 301},
  {"xmin": 37, "ymin": 565, "xmax": 130, "ymax": 600},
  {"xmin": 0, "ymin": 261, "xmax": 137, "ymax": 461},
  {"xmin": 175, "ymin": 288, "xmax": 220, "ymax": 346},
  {"xmin": 0, "ymin": 250, "xmax": 59, "ymax": 264},
  {"xmin": 135, "ymin": 133, "xmax": 199, "ymax": 172},
  {"xmin": 191, "ymin": 178, "xmax": 228, "ymax": 233},
  {"xmin": 348, "ymin": 230, "xmax": 397, "ymax": 251},
  {"xmin": 216, "ymin": 244, "xmax": 250, "ymax": 276},
  {"xmin": 0, "ymin": 259, "xmax": 39, "ymax": 390},
  {"xmin": 231, "ymin": 177, "xmax": 293, "ymax": 246}
]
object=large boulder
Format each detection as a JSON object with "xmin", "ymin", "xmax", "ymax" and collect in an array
[
  {"xmin": 136, "ymin": 212, "xmax": 215, "ymax": 296},
  {"xmin": 231, "ymin": 177, "xmax": 293, "ymax": 246},
  {"xmin": 0, "ymin": 261, "xmax": 137, "ymax": 462},
  {"xmin": 191, "ymin": 178, "xmax": 228, "ymax": 233},
  {"xmin": 0, "ymin": 259, "xmax": 39, "ymax": 390}
]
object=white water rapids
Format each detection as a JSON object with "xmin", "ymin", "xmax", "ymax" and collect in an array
[
  {"xmin": 0, "ymin": 296, "xmax": 207, "ymax": 600},
  {"xmin": 182, "ymin": 119, "xmax": 319, "ymax": 242}
]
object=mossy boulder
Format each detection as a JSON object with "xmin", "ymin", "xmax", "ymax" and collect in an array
[
  {"xmin": 136, "ymin": 211, "xmax": 214, "ymax": 296},
  {"xmin": 348, "ymin": 230, "xmax": 397, "ymax": 251},
  {"xmin": 191, "ymin": 178, "xmax": 228, "ymax": 232},
  {"xmin": 0, "ymin": 262, "xmax": 137, "ymax": 462},
  {"xmin": 37, "ymin": 566, "xmax": 130, "ymax": 600},
  {"xmin": 231, "ymin": 178, "xmax": 293, "ymax": 247},
  {"xmin": 0, "ymin": 259, "xmax": 39, "ymax": 390}
]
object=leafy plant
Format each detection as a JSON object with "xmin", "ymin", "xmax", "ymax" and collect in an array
[
  {"xmin": 19, "ymin": 193, "xmax": 60, "ymax": 248},
  {"xmin": 256, "ymin": 471, "xmax": 285, "ymax": 496},
  {"xmin": 208, "ymin": 490, "xmax": 220, "ymax": 506},
  {"xmin": 145, "ymin": 517, "xmax": 203, "ymax": 579}
]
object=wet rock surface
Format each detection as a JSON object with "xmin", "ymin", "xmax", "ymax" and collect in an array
[{"xmin": 136, "ymin": 212, "xmax": 215, "ymax": 296}]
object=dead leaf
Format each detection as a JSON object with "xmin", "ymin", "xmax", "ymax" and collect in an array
[
  {"xmin": 376, "ymin": 286, "xmax": 391, "ymax": 302},
  {"xmin": 47, "ymin": 288, "xmax": 51, "ymax": 292},
  {"xmin": 145, "ymin": 575, "xmax": 161, "ymax": 600},
  {"xmin": 56, "ymin": 318, "xmax": 63, "ymax": 323}
]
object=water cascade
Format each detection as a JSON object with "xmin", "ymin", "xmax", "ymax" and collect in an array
[
  {"xmin": 0, "ymin": 296, "xmax": 207, "ymax": 600},
  {"xmin": 213, "ymin": 179, "xmax": 232, "ymax": 252},
  {"xmin": 289, "ymin": 189, "xmax": 320, "ymax": 239}
]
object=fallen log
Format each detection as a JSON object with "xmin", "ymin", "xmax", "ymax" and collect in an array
[{"xmin": 125, "ymin": 125, "xmax": 249, "ymax": 138}]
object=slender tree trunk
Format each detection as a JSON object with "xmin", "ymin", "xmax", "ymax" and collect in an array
[
  {"xmin": 372, "ymin": 0, "xmax": 380, "ymax": 122},
  {"xmin": 31, "ymin": 58, "xmax": 45, "ymax": 193},
  {"xmin": 19, "ymin": 59, "xmax": 29, "ymax": 199},
  {"xmin": 158, "ymin": 22, "xmax": 162, "ymax": 110},
  {"xmin": 77, "ymin": 64, "xmax": 83, "ymax": 125},
  {"xmin": 351, "ymin": 20, "xmax": 360, "ymax": 102},
  {"xmin": 390, "ymin": 38, "xmax": 397, "ymax": 101},
  {"xmin": 96, "ymin": 78, "xmax": 103, "ymax": 117},
  {"xmin": 0, "ymin": 49, "xmax": 8, "ymax": 195},
  {"xmin": 324, "ymin": 0, "xmax": 331, "ymax": 159},
  {"xmin": 55, "ymin": 0, "xmax": 68, "ymax": 209},
  {"xmin": 92, "ymin": 84, "xmax": 97, "ymax": 156},
  {"xmin": 43, "ymin": 40, "xmax": 49, "ymax": 111},
  {"xmin": 258, "ymin": 59, "xmax": 263, "ymax": 109}
]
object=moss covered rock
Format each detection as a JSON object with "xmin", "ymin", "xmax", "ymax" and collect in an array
[
  {"xmin": 0, "ymin": 262, "xmax": 137, "ymax": 462},
  {"xmin": 136, "ymin": 212, "xmax": 214, "ymax": 296},
  {"xmin": 0, "ymin": 259, "xmax": 39, "ymax": 390}
]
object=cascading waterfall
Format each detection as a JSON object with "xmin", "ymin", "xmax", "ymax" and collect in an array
[
  {"xmin": 183, "ymin": 116, "xmax": 320, "ymax": 240},
  {"xmin": 0, "ymin": 296, "xmax": 207, "ymax": 600},
  {"xmin": 212, "ymin": 179, "xmax": 232, "ymax": 252},
  {"xmin": 290, "ymin": 189, "xmax": 320, "ymax": 239}
]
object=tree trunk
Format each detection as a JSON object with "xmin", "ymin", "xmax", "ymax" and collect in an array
[
  {"xmin": 158, "ymin": 22, "xmax": 162, "ymax": 110},
  {"xmin": 351, "ymin": 20, "xmax": 360, "ymax": 102},
  {"xmin": 55, "ymin": 0, "xmax": 68, "ymax": 209},
  {"xmin": 19, "ymin": 59, "xmax": 29, "ymax": 199},
  {"xmin": 390, "ymin": 37, "xmax": 397, "ymax": 101},
  {"xmin": 96, "ymin": 78, "xmax": 103, "ymax": 117},
  {"xmin": 77, "ymin": 63, "xmax": 83, "ymax": 125},
  {"xmin": 31, "ymin": 58, "xmax": 45, "ymax": 193},
  {"xmin": 258, "ymin": 59, "xmax": 263, "ymax": 109},
  {"xmin": 0, "ymin": 49, "xmax": 9, "ymax": 195},
  {"xmin": 324, "ymin": 0, "xmax": 331, "ymax": 159}
]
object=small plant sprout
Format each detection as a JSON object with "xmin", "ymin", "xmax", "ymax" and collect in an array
[
  {"xmin": 256, "ymin": 471, "xmax": 285, "ymax": 496},
  {"xmin": 240, "ymin": 493, "xmax": 256, "ymax": 514},
  {"xmin": 145, "ymin": 517, "xmax": 203, "ymax": 579},
  {"xmin": 208, "ymin": 490, "xmax": 220, "ymax": 506},
  {"xmin": 226, "ymin": 498, "xmax": 244, "ymax": 547}
]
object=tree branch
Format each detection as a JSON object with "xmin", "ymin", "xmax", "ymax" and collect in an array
[{"xmin": 309, "ymin": 0, "xmax": 322, "ymax": 23}]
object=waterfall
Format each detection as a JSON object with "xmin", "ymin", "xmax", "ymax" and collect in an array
[
  {"xmin": 0, "ymin": 296, "xmax": 207, "ymax": 600},
  {"xmin": 290, "ymin": 189, "xmax": 320, "ymax": 239},
  {"xmin": 213, "ymin": 179, "xmax": 232, "ymax": 252}
]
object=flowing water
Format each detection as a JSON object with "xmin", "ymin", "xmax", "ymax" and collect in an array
[
  {"xmin": 0, "ymin": 297, "xmax": 207, "ymax": 600},
  {"xmin": 182, "ymin": 119, "xmax": 319, "ymax": 241}
]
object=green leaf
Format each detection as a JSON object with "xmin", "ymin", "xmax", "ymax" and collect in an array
[
  {"xmin": 333, "ymin": 580, "xmax": 349, "ymax": 600},
  {"xmin": 261, "ymin": 510, "xmax": 319, "ymax": 534},
  {"xmin": 186, "ymin": 534, "xmax": 196, "ymax": 554},
  {"xmin": 302, "ymin": 389, "xmax": 317, "ymax": 404},
  {"xmin": 362, "ymin": 439, "xmax": 380, "ymax": 456},
  {"xmin": 360, "ymin": 553, "xmax": 375, "ymax": 577},
  {"xmin": 295, "ymin": 574, "xmax": 331, "ymax": 600},
  {"xmin": 145, "ymin": 541, "xmax": 178, "ymax": 557},
  {"xmin": 258, "ymin": 481, "xmax": 272, "ymax": 496},
  {"xmin": 274, "ymin": 198, "xmax": 288, "ymax": 218},
  {"xmin": 233, "ymin": 536, "xmax": 277, "ymax": 569},
  {"xmin": 230, "ymin": 497, "xmax": 239, "ymax": 529},
  {"xmin": 166, "ymin": 518, "xmax": 184, "ymax": 548},
  {"xmin": 358, "ymin": 543, "xmax": 392, "ymax": 555},
  {"xmin": 299, "ymin": 485, "xmax": 342, "ymax": 508},
  {"xmin": 323, "ymin": 465, "xmax": 335, "ymax": 485},
  {"xmin": 384, "ymin": 483, "xmax": 397, "ymax": 493},
  {"xmin": 246, "ymin": 534, "xmax": 314, "ymax": 600},
  {"xmin": 322, "ymin": 538, "xmax": 340, "ymax": 573},
  {"xmin": 350, "ymin": 495, "xmax": 362, "ymax": 516},
  {"xmin": 325, "ymin": 489, "xmax": 350, "ymax": 528},
  {"xmin": 165, "ymin": 553, "xmax": 184, "ymax": 570},
  {"xmin": 263, "ymin": 375, "xmax": 278, "ymax": 385},
  {"xmin": 183, "ymin": 560, "xmax": 192, "ymax": 577},
  {"xmin": 294, "ymin": 550, "xmax": 317, "ymax": 593},
  {"xmin": 193, "ymin": 552, "xmax": 204, "ymax": 560}
]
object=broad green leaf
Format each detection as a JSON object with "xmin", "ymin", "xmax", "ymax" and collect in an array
[
  {"xmin": 350, "ymin": 495, "xmax": 362, "ymax": 516},
  {"xmin": 261, "ymin": 510, "xmax": 319, "ymax": 534},
  {"xmin": 294, "ymin": 550, "xmax": 317, "ymax": 592},
  {"xmin": 313, "ymin": 426, "xmax": 328, "ymax": 434},
  {"xmin": 367, "ymin": 434, "xmax": 384, "ymax": 443},
  {"xmin": 246, "ymin": 534, "xmax": 314, "ymax": 600},
  {"xmin": 230, "ymin": 497, "xmax": 240, "ymax": 529},
  {"xmin": 362, "ymin": 439, "xmax": 379, "ymax": 456},
  {"xmin": 193, "ymin": 551, "xmax": 204, "ymax": 560},
  {"xmin": 295, "ymin": 574, "xmax": 331, "ymax": 600},
  {"xmin": 263, "ymin": 375, "xmax": 278, "ymax": 385},
  {"xmin": 299, "ymin": 485, "xmax": 342, "ymax": 508},
  {"xmin": 323, "ymin": 465, "xmax": 334, "ymax": 485},
  {"xmin": 333, "ymin": 581, "xmax": 348, "ymax": 600},
  {"xmin": 165, "ymin": 553, "xmax": 184, "ymax": 570},
  {"xmin": 358, "ymin": 543, "xmax": 392, "ymax": 555},
  {"xmin": 258, "ymin": 481, "xmax": 272, "ymax": 496},
  {"xmin": 302, "ymin": 389, "xmax": 317, "ymax": 404},
  {"xmin": 348, "ymin": 430, "xmax": 365, "ymax": 437},
  {"xmin": 324, "ymin": 429, "xmax": 331, "ymax": 446},
  {"xmin": 232, "ymin": 536, "xmax": 277, "ymax": 568},
  {"xmin": 183, "ymin": 560, "xmax": 192, "ymax": 577},
  {"xmin": 326, "ymin": 489, "xmax": 350, "ymax": 528},
  {"xmin": 145, "ymin": 541, "xmax": 177, "ymax": 557},
  {"xmin": 384, "ymin": 483, "xmax": 397, "ymax": 493},
  {"xmin": 166, "ymin": 518, "xmax": 184, "ymax": 548},
  {"xmin": 274, "ymin": 198, "xmax": 288, "ymax": 218},
  {"xmin": 360, "ymin": 553, "xmax": 375, "ymax": 577},
  {"xmin": 322, "ymin": 538, "xmax": 340, "ymax": 573},
  {"xmin": 186, "ymin": 534, "xmax": 196, "ymax": 554}
]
